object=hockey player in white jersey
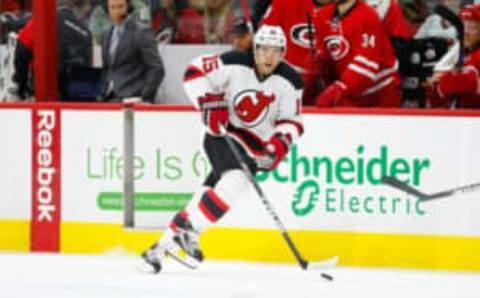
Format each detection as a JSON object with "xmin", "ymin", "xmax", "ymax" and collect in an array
[{"xmin": 142, "ymin": 25, "xmax": 304, "ymax": 273}]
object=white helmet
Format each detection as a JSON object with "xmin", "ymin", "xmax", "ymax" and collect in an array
[{"xmin": 254, "ymin": 25, "xmax": 287, "ymax": 51}]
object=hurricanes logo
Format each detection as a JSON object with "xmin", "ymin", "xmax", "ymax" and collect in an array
[
  {"xmin": 234, "ymin": 90, "xmax": 275, "ymax": 127},
  {"xmin": 290, "ymin": 24, "xmax": 314, "ymax": 49},
  {"xmin": 324, "ymin": 35, "xmax": 350, "ymax": 61},
  {"xmin": 291, "ymin": 179, "xmax": 320, "ymax": 216}
]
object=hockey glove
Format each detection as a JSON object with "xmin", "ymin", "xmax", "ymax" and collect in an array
[
  {"xmin": 436, "ymin": 68, "xmax": 478, "ymax": 98},
  {"xmin": 436, "ymin": 71, "xmax": 459, "ymax": 98},
  {"xmin": 315, "ymin": 81, "xmax": 347, "ymax": 107},
  {"xmin": 259, "ymin": 133, "xmax": 290, "ymax": 170},
  {"xmin": 425, "ymin": 81, "xmax": 450, "ymax": 107},
  {"xmin": 198, "ymin": 93, "xmax": 228, "ymax": 135}
]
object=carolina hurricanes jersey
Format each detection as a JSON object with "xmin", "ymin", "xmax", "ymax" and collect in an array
[
  {"xmin": 451, "ymin": 48, "xmax": 480, "ymax": 108},
  {"xmin": 430, "ymin": 49, "xmax": 480, "ymax": 108},
  {"xmin": 183, "ymin": 51, "xmax": 304, "ymax": 157},
  {"xmin": 262, "ymin": 0, "xmax": 316, "ymax": 74},
  {"xmin": 314, "ymin": 1, "xmax": 402, "ymax": 106}
]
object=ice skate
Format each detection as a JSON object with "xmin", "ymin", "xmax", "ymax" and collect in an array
[
  {"xmin": 141, "ymin": 242, "xmax": 163, "ymax": 273},
  {"xmin": 141, "ymin": 230, "xmax": 180, "ymax": 273},
  {"xmin": 141, "ymin": 222, "xmax": 204, "ymax": 272},
  {"xmin": 171, "ymin": 221, "xmax": 204, "ymax": 264}
]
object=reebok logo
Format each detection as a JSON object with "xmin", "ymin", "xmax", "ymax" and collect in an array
[{"xmin": 36, "ymin": 110, "xmax": 56, "ymax": 221}]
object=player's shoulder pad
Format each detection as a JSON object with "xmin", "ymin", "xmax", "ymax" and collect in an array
[
  {"xmin": 220, "ymin": 50, "xmax": 254, "ymax": 68},
  {"xmin": 274, "ymin": 62, "xmax": 304, "ymax": 90}
]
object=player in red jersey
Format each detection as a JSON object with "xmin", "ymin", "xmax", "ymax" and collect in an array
[
  {"xmin": 427, "ymin": 4, "xmax": 480, "ymax": 109},
  {"xmin": 313, "ymin": 0, "xmax": 402, "ymax": 107},
  {"xmin": 261, "ymin": 0, "xmax": 330, "ymax": 105}
]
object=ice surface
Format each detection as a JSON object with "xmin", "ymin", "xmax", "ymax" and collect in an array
[{"xmin": 0, "ymin": 253, "xmax": 478, "ymax": 298}]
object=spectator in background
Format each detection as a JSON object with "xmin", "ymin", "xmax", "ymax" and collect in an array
[
  {"xmin": 100, "ymin": 0, "xmax": 164, "ymax": 103},
  {"xmin": 427, "ymin": 4, "xmax": 480, "ymax": 108},
  {"xmin": 188, "ymin": 0, "xmax": 204, "ymax": 11},
  {"xmin": 89, "ymin": 0, "xmax": 149, "ymax": 43},
  {"xmin": 72, "ymin": 0, "xmax": 93, "ymax": 26},
  {"xmin": 150, "ymin": 0, "xmax": 187, "ymax": 42},
  {"xmin": 231, "ymin": 16, "xmax": 253, "ymax": 51},
  {"xmin": 150, "ymin": 0, "xmax": 205, "ymax": 44},
  {"xmin": 13, "ymin": 16, "xmax": 32, "ymax": 99},
  {"xmin": 173, "ymin": 0, "xmax": 235, "ymax": 44},
  {"xmin": 13, "ymin": 0, "xmax": 93, "ymax": 101},
  {"xmin": 0, "ymin": 0, "xmax": 21, "ymax": 13},
  {"xmin": 203, "ymin": 0, "xmax": 235, "ymax": 44},
  {"xmin": 171, "ymin": 0, "xmax": 204, "ymax": 43},
  {"xmin": 0, "ymin": 0, "xmax": 30, "ymax": 44},
  {"xmin": 57, "ymin": 0, "xmax": 94, "ymax": 101}
]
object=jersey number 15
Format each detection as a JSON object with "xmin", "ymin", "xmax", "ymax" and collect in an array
[{"xmin": 202, "ymin": 55, "xmax": 220, "ymax": 73}]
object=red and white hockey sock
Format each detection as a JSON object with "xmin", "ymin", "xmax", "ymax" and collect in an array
[
  {"xmin": 165, "ymin": 170, "xmax": 250, "ymax": 236},
  {"xmin": 168, "ymin": 210, "xmax": 190, "ymax": 233},
  {"xmin": 197, "ymin": 188, "xmax": 230, "ymax": 224},
  {"xmin": 165, "ymin": 187, "xmax": 230, "ymax": 236},
  {"xmin": 183, "ymin": 188, "xmax": 230, "ymax": 232},
  {"xmin": 191, "ymin": 169, "xmax": 251, "ymax": 230}
]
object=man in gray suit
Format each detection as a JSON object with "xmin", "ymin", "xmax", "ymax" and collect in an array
[{"xmin": 101, "ymin": 0, "xmax": 164, "ymax": 103}]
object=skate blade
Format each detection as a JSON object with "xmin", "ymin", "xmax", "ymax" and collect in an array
[{"xmin": 165, "ymin": 248, "xmax": 201, "ymax": 270}]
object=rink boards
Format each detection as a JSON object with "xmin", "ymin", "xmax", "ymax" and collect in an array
[{"xmin": 1, "ymin": 103, "xmax": 480, "ymax": 271}]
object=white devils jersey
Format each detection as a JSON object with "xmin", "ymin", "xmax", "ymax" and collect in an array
[{"xmin": 183, "ymin": 51, "xmax": 304, "ymax": 157}]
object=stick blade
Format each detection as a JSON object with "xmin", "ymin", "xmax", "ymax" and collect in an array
[
  {"xmin": 423, "ymin": 190, "xmax": 454, "ymax": 201},
  {"xmin": 306, "ymin": 256, "xmax": 339, "ymax": 271}
]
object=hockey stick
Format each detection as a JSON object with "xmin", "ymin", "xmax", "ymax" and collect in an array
[
  {"xmin": 306, "ymin": 12, "xmax": 316, "ymax": 57},
  {"xmin": 240, "ymin": 0, "xmax": 251, "ymax": 24},
  {"xmin": 382, "ymin": 176, "xmax": 480, "ymax": 202},
  {"xmin": 240, "ymin": 0, "xmax": 254, "ymax": 33},
  {"xmin": 220, "ymin": 126, "xmax": 338, "ymax": 279}
]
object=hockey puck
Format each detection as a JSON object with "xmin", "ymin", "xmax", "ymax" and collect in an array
[{"xmin": 320, "ymin": 273, "xmax": 334, "ymax": 281}]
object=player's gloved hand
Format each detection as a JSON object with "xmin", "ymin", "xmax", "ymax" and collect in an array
[
  {"xmin": 425, "ymin": 70, "xmax": 461, "ymax": 107},
  {"xmin": 425, "ymin": 80, "xmax": 450, "ymax": 107},
  {"xmin": 258, "ymin": 133, "xmax": 290, "ymax": 170},
  {"xmin": 315, "ymin": 81, "xmax": 347, "ymax": 107},
  {"xmin": 198, "ymin": 93, "xmax": 228, "ymax": 135},
  {"xmin": 435, "ymin": 71, "xmax": 459, "ymax": 98}
]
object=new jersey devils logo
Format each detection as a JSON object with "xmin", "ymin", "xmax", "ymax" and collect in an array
[
  {"xmin": 324, "ymin": 35, "xmax": 350, "ymax": 61},
  {"xmin": 234, "ymin": 90, "xmax": 276, "ymax": 127},
  {"xmin": 291, "ymin": 24, "xmax": 314, "ymax": 49}
]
